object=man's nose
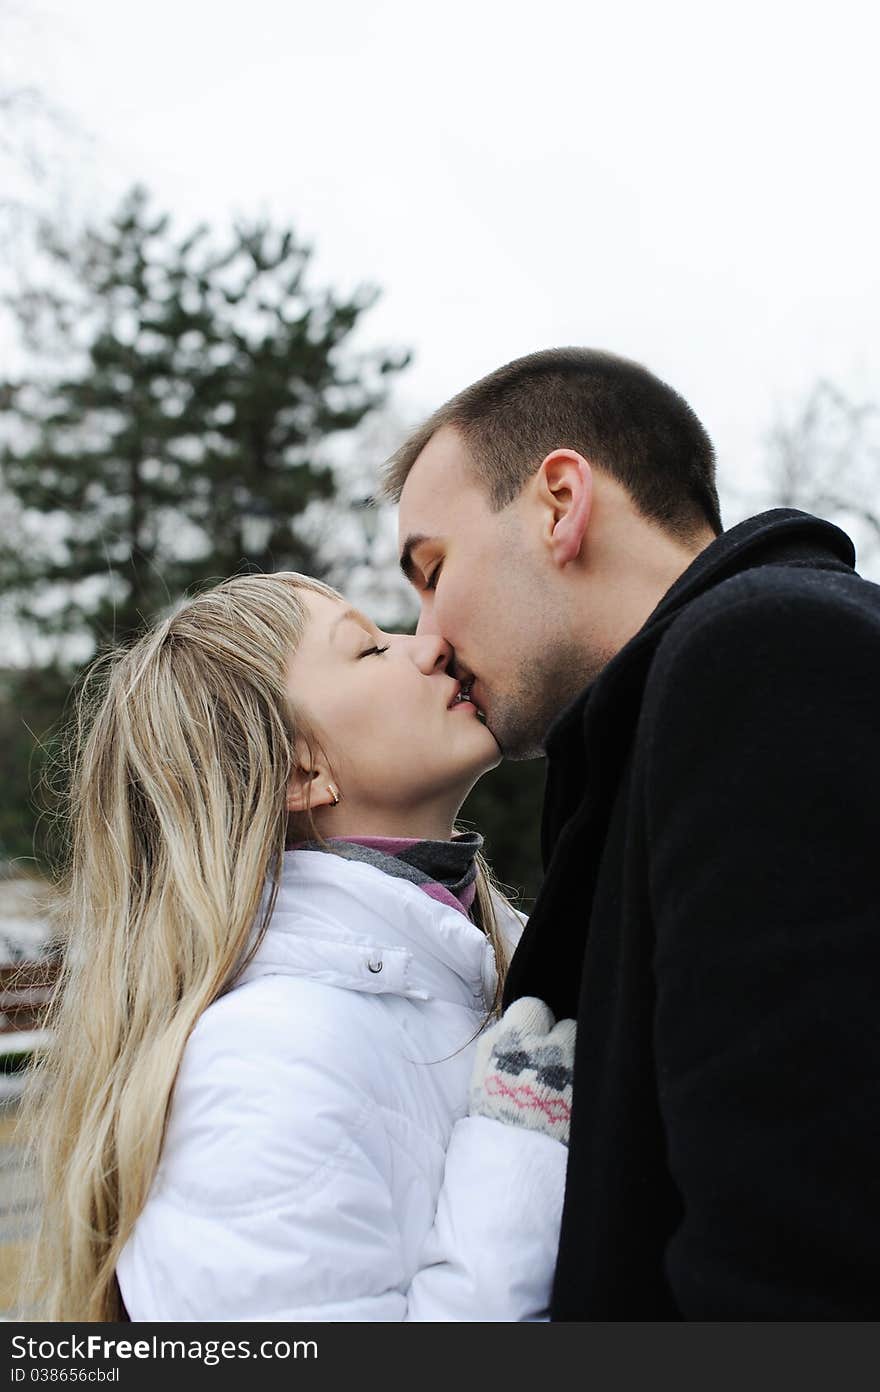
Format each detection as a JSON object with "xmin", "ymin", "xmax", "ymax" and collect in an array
[{"xmin": 415, "ymin": 605, "xmax": 439, "ymax": 639}]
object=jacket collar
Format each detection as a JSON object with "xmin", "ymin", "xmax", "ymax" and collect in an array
[
  {"xmin": 544, "ymin": 508, "xmax": 855, "ymax": 765},
  {"xmin": 503, "ymin": 508, "xmax": 855, "ymax": 1015},
  {"xmin": 236, "ymin": 850, "xmax": 503, "ymax": 1011}
]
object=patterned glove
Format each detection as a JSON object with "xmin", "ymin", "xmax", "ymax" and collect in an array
[{"xmin": 469, "ymin": 996, "xmax": 575, "ymax": 1146}]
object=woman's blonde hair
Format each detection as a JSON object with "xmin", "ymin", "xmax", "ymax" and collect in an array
[{"xmin": 18, "ymin": 570, "xmax": 510, "ymax": 1321}]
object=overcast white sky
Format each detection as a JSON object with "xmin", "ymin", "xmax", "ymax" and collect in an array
[{"xmin": 5, "ymin": 0, "xmax": 880, "ymax": 523}]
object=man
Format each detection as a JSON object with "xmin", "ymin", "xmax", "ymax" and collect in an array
[{"xmin": 385, "ymin": 347, "xmax": 880, "ymax": 1318}]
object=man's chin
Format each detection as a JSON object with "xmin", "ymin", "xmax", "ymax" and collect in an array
[{"xmin": 486, "ymin": 711, "xmax": 548, "ymax": 762}]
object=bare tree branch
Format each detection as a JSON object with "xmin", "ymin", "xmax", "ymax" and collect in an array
[{"xmin": 763, "ymin": 379, "xmax": 880, "ymax": 576}]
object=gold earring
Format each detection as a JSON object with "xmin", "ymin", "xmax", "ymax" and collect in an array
[{"xmin": 327, "ymin": 785, "xmax": 340, "ymax": 807}]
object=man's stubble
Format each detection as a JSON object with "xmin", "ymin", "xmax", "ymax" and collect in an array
[{"xmin": 488, "ymin": 612, "xmax": 615, "ymax": 761}]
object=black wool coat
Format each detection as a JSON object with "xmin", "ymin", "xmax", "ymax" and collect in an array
[{"xmin": 503, "ymin": 509, "xmax": 880, "ymax": 1319}]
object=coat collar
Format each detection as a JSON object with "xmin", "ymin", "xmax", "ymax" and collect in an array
[
  {"xmin": 544, "ymin": 508, "xmax": 855, "ymax": 768},
  {"xmin": 503, "ymin": 508, "xmax": 856, "ymax": 1015},
  {"xmin": 236, "ymin": 850, "xmax": 505, "ymax": 1011}
]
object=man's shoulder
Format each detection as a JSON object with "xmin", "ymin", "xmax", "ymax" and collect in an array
[
  {"xmin": 657, "ymin": 562, "xmax": 880, "ymax": 671},
  {"xmin": 636, "ymin": 564, "xmax": 880, "ymax": 730}
]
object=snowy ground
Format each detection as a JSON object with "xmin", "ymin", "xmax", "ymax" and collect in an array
[
  {"xmin": 0, "ymin": 877, "xmax": 53, "ymax": 966},
  {"xmin": 0, "ymin": 876, "xmax": 54, "ymax": 1103}
]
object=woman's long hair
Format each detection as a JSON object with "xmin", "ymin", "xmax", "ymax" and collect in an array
[{"xmin": 18, "ymin": 571, "xmax": 511, "ymax": 1321}]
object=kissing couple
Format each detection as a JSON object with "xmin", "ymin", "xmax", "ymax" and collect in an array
[{"xmin": 24, "ymin": 348, "xmax": 880, "ymax": 1321}]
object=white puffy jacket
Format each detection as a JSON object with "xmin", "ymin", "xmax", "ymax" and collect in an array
[{"xmin": 116, "ymin": 851, "xmax": 567, "ymax": 1321}]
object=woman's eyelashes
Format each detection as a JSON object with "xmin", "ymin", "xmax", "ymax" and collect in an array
[
  {"xmin": 424, "ymin": 563, "xmax": 442, "ymax": 592},
  {"xmin": 358, "ymin": 644, "xmax": 390, "ymax": 659}
]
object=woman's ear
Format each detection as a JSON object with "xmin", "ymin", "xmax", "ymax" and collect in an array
[
  {"xmin": 285, "ymin": 740, "xmax": 340, "ymax": 814},
  {"xmin": 286, "ymin": 765, "xmax": 317, "ymax": 815},
  {"xmin": 286, "ymin": 766, "xmax": 340, "ymax": 814},
  {"xmin": 535, "ymin": 450, "xmax": 593, "ymax": 568}
]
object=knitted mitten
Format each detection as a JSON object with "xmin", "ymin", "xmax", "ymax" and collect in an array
[{"xmin": 469, "ymin": 996, "xmax": 575, "ymax": 1146}]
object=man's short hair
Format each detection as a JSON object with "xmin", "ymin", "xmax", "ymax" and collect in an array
[{"xmin": 383, "ymin": 347, "xmax": 722, "ymax": 540}]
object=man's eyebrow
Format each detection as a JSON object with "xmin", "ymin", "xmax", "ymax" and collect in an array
[
  {"xmin": 329, "ymin": 608, "xmax": 374, "ymax": 644},
  {"xmin": 399, "ymin": 534, "xmax": 435, "ymax": 584}
]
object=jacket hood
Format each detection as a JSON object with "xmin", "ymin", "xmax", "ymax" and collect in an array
[{"xmin": 236, "ymin": 850, "xmax": 510, "ymax": 1011}]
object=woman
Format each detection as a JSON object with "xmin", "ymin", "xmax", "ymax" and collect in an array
[{"xmin": 22, "ymin": 571, "xmax": 572, "ymax": 1321}]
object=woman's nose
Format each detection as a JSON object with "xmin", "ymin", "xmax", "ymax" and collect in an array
[{"xmin": 409, "ymin": 634, "xmax": 453, "ymax": 674}]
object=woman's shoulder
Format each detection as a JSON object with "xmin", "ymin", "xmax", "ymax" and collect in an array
[
  {"xmin": 155, "ymin": 977, "xmax": 390, "ymax": 1210},
  {"xmin": 185, "ymin": 971, "xmax": 385, "ymax": 1080}
]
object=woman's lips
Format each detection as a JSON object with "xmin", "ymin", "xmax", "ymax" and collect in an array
[
  {"xmin": 446, "ymin": 677, "xmax": 488, "ymax": 724},
  {"xmin": 449, "ymin": 697, "xmax": 478, "ymax": 713}
]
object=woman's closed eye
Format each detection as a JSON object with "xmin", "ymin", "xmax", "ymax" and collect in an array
[
  {"xmin": 424, "ymin": 563, "xmax": 442, "ymax": 592},
  {"xmin": 358, "ymin": 644, "xmax": 390, "ymax": 659}
]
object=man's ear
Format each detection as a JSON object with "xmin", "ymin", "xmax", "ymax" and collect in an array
[{"xmin": 535, "ymin": 450, "xmax": 593, "ymax": 567}]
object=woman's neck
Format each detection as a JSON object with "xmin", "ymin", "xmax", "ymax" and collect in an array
[{"xmin": 289, "ymin": 806, "xmax": 459, "ymax": 845}]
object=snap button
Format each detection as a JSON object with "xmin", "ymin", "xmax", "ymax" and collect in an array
[{"xmin": 367, "ymin": 957, "xmax": 383, "ymax": 974}]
